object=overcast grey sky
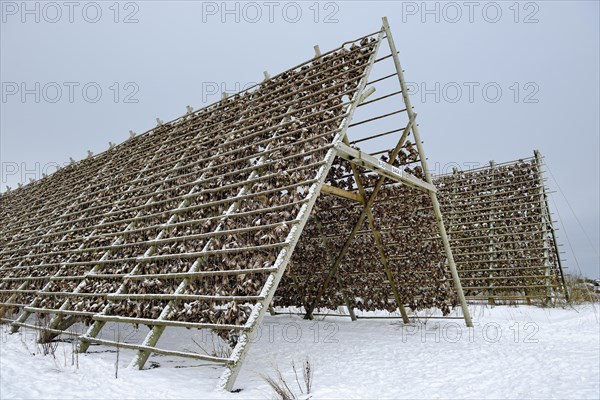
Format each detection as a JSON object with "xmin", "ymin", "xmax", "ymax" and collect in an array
[{"xmin": 1, "ymin": 0, "xmax": 598, "ymax": 278}]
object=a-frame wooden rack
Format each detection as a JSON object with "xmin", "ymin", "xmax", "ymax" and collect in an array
[{"xmin": 0, "ymin": 17, "xmax": 472, "ymax": 392}]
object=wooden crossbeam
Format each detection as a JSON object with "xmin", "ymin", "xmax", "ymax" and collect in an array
[
  {"xmin": 334, "ymin": 142, "xmax": 437, "ymax": 193},
  {"xmin": 24, "ymin": 307, "xmax": 95, "ymax": 317},
  {"xmin": 321, "ymin": 184, "xmax": 365, "ymax": 204},
  {"xmin": 11, "ymin": 322, "xmax": 81, "ymax": 336}
]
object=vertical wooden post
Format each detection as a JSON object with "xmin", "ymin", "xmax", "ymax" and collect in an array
[
  {"xmin": 382, "ymin": 16, "xmax": 473, "ymax": 327},
  {"xmin": 538, "ymin": 155, "xmax": 553, "ymax": 304},
  {"xmin": 313, "ymin": 45, "xmax": 322, "ymax": 58}
]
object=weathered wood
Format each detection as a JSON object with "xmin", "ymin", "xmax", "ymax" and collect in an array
[
  {"xmin": 453, "ymin": 265, "xmax": 551, "ymax": 273},
  {"xmin": 91, "ymin": 315, "xmax": 251, "ymax": 331},
  {"xmin": 0, "ymin": 302, "xmax": 28, "ymax": 308},
  {"xmin": 89, "ymin": 266, "xmax": 279, "ymax": 281},
  {"xmin": 321, "ymin": 184, "xmax": 365, "ymax": 204},
  {"xmin": 463, "ymin": 284, "xmax": 551, "ymax": 290},
  {"xmin": 107, "ymin": 293, "xmax": 265, "ymax": 301},
  {"xmin": 36, "ymin": 292, "xmax": 108, "ymax": 298},
  {"xmin": 79, "ymin": 337, "xmax": 231, "ymax": 364},
  {"xmin": 137, "ymin": 242, "xmax": 289, "ymax": 263},
  {"xmin": 2, "ymin": 276, "xmax": 51, "ymax": 282},
  {"xmin": 11, "ymin": 322, "xmax": 81, "ymax": 336},
  {"xmin": 467, "ymin": 295, "xmax": 551, "ymax": 301},
  {"xmin": 459, "ymin": 275, "xmax": 554, "ymax": 281},
  {"xmin": 24, "ymin": 307, "xmax": 95, "ymax": 317}
]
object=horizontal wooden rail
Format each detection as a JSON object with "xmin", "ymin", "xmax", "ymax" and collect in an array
[
  {"xmin": 78, "ymin": 337, "xmax": 231, "ymax": 364},
  {"xmin": 463, "ymin": 284, "xmax": 551, "ymax": 290},
  {"xmin": 458, "ymin": 274, "xmax": 555, "ymax": 281},
  {"xmin": 11, "ymin": 322, "xmax": 81, "ymax": 336},
  {"xmin": 137, "ymin": 242, "xmax": 289, "ymax": 263},
  {"xmin": 91, "ymin": 315, "xmax": 251, "ymax": 331},
  {"xmin": 466, "ymin": 295, "xmax": 550, "ymax": 300},
  {"xmin": 106, "ymin": 293, "xmax": 265, "ymax": 302},
  {"xmin": 24, "ymin": 306, "xmax": 95, "ymax": 317},
  {"xmin": 36, "ymin": 292, "xmax": 107, "ymax": 298},
  {"xmin": 120, "ymin": 266, "xmax": 278, "ymax": 281}
]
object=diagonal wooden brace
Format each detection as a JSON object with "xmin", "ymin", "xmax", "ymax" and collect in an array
[
  {"xmin": 304, "ymin": 115, "xmax": 416, "ymax": 320},
  {"xmin": 342, "ymin": 135, "xmax": 411, "ymax": 324},
  {"xmin": 321, "ymin": 184, "xmax": 365, "ymax": 204}
]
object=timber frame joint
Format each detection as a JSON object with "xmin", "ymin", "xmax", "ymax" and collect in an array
[{"xmin": 334, "ymin": 142, "xmax": 437, "ymax": 193}]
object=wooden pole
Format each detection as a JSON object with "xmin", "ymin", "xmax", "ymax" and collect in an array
[
  {"xmin": 382, "ymin": 16, "xmax": 473, "ymax": 327},
  {"xmin": 487, "ymin": 160, "xmax": 496, "ymax": 305},
  {"xmin": 321, "ymin": 184, "xmax": 365, "ymax": 204},
  {"xmin": 534, "ymin": 150, "xmax": 569, "ymax": 301}
]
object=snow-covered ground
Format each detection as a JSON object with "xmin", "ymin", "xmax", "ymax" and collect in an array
[{"xmin": 1, "ymin": 305, "xmax": 598, "ymax": 399}]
